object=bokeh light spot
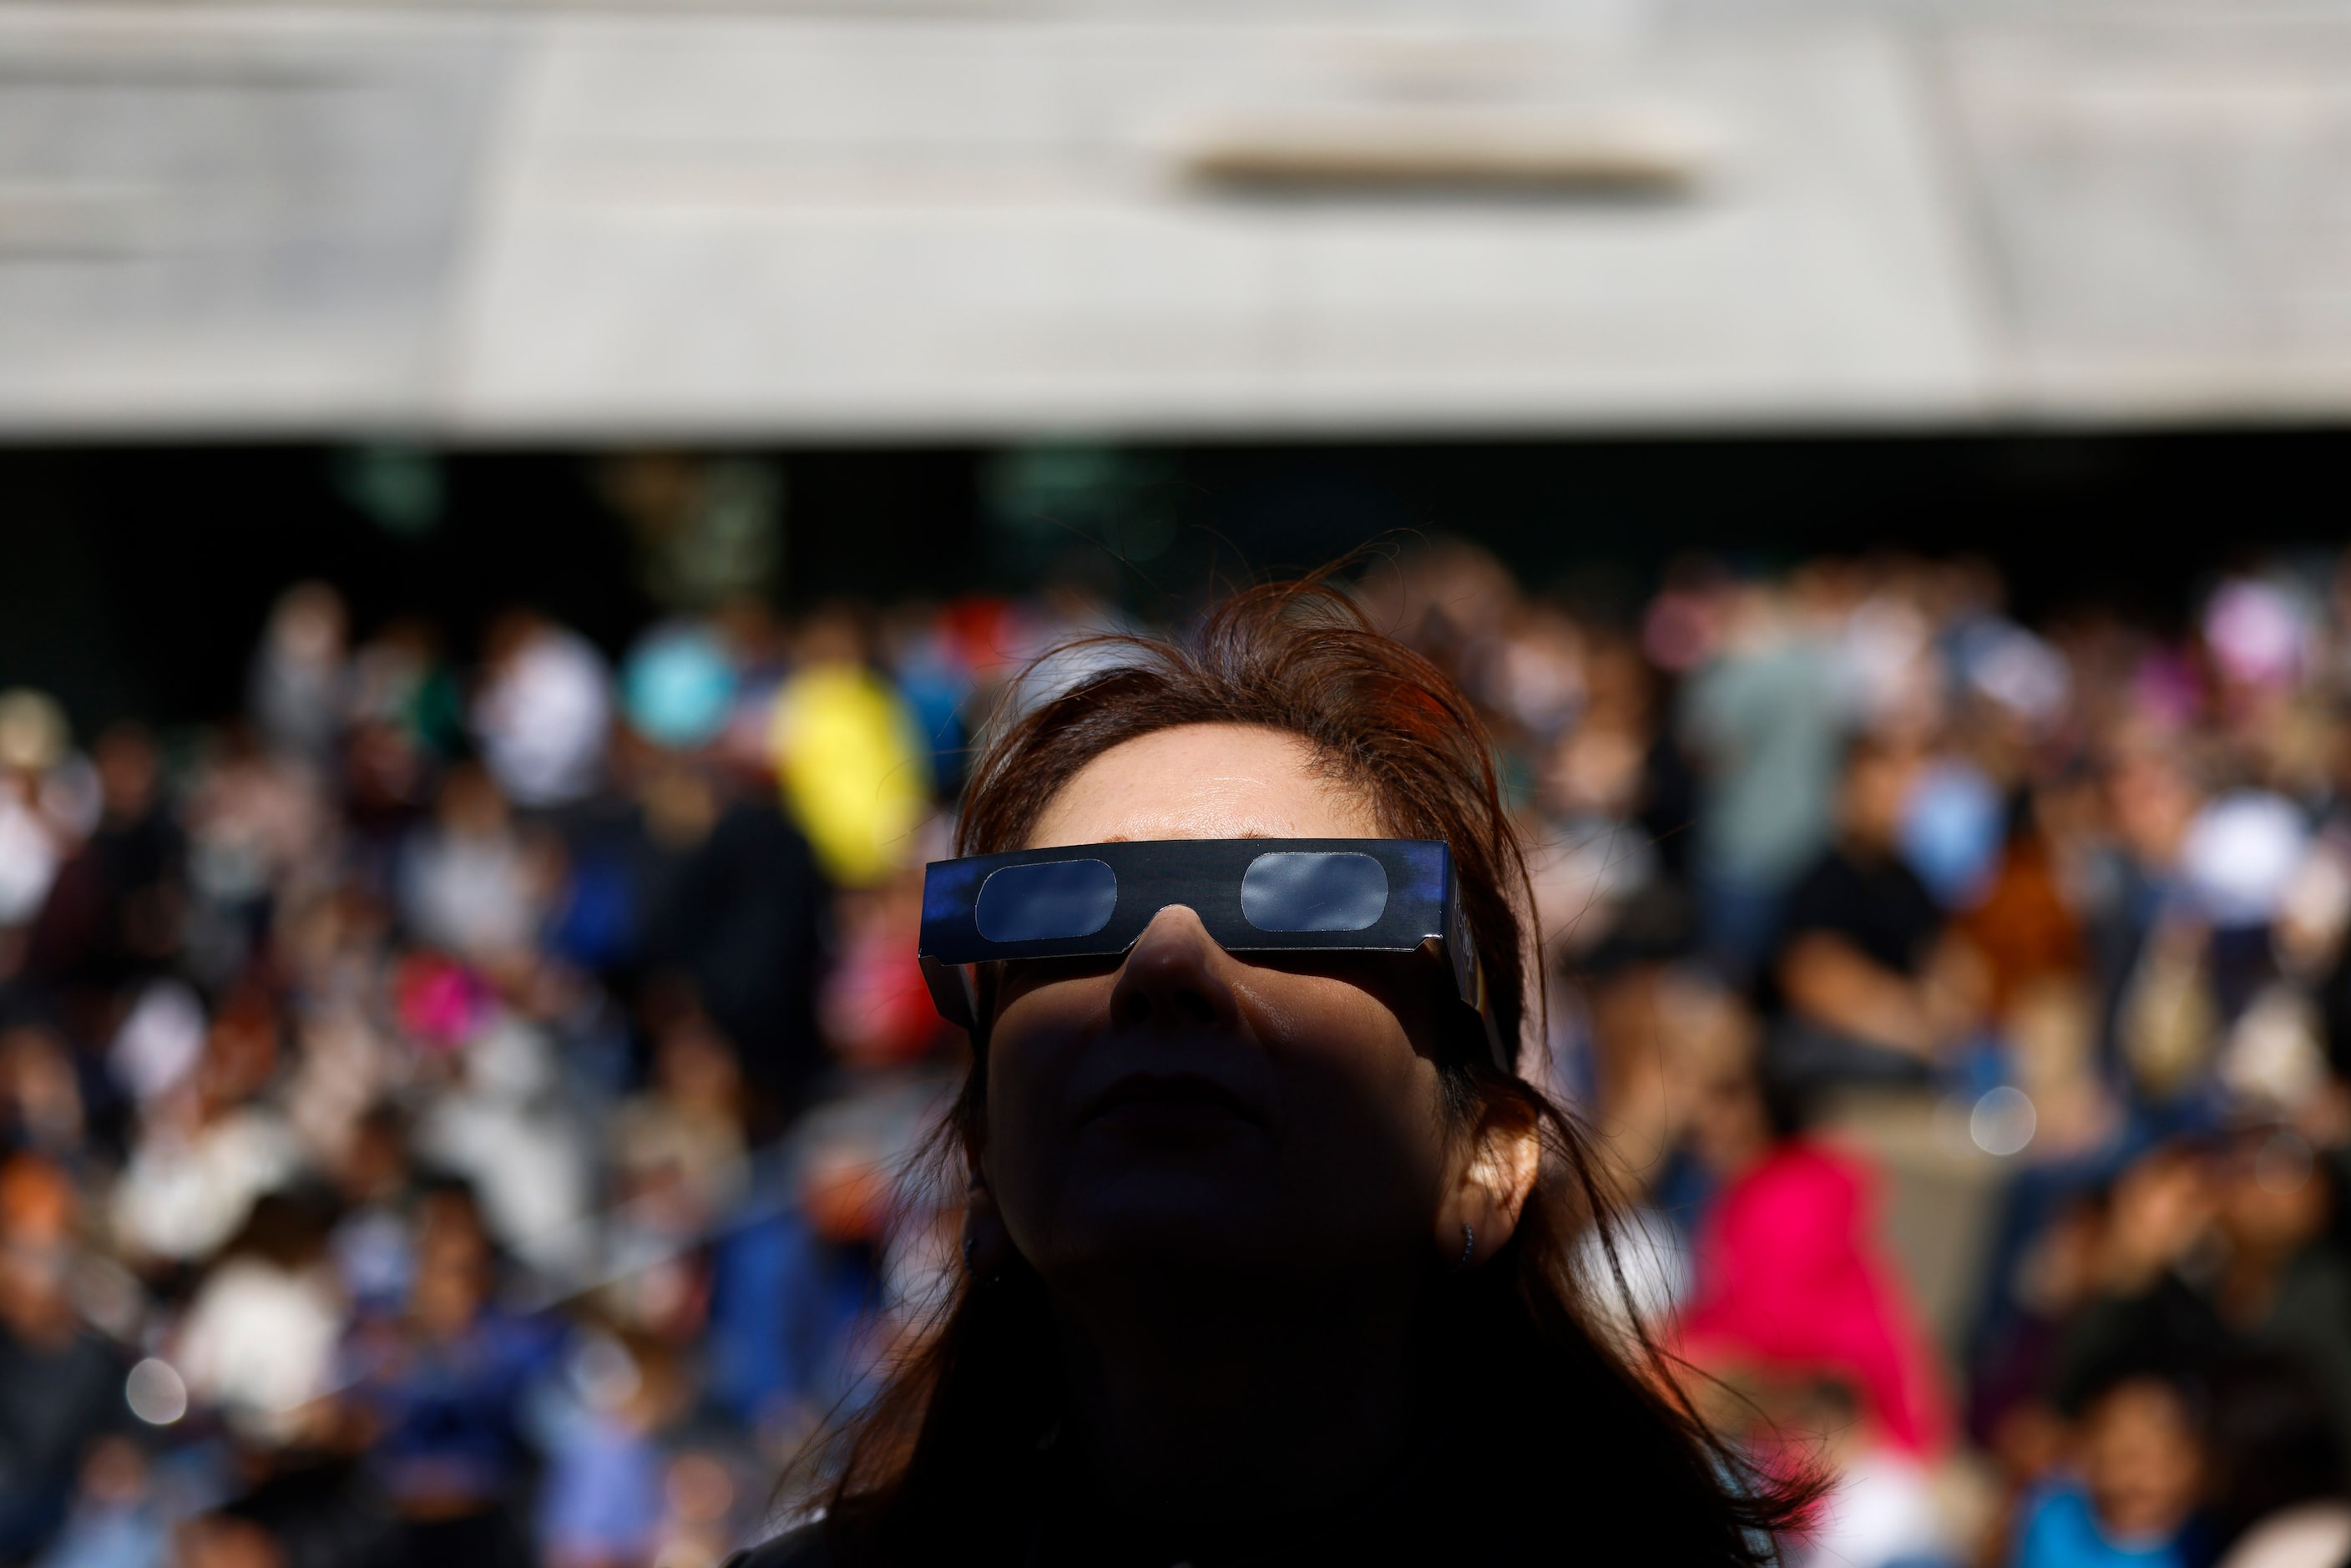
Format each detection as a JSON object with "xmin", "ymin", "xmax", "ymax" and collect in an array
[
  {"xmin": 124, "ymin": 1358, "xmax": 187, "ymax": 1425},
  {"xmin": 1969, "ymin": 1086, "xmax": 2036, "ymax": 1157}
]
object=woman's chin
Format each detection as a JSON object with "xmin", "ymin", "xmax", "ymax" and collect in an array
[{"xmin": 1046, "ymin": 1171, "xmax": 1289, "ymax": 1276}]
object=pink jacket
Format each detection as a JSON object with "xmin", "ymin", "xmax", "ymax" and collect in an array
[{"xmin": 1676, "ymin": 1141, "xmax": 1950, "ymax": 1457}]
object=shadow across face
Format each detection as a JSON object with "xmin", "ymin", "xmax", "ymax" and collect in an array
[{"xmin": 980, "ymin": 726, "xmax": 1458, "ymax": 1302}]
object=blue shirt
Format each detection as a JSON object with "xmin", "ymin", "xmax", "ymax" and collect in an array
[{"xmin": 2014, "ymin": 1483, "xmax": 2205, "ymax": 1568}]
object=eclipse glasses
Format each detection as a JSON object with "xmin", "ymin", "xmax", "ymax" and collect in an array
[{"xmin": 917, "ymin": 838, "xmax": 1508, "ymax": 1070}]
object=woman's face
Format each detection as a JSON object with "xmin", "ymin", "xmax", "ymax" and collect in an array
[{"xmin": 982, "ymin": 724, "xmax": 1459, "ymax": 1294}]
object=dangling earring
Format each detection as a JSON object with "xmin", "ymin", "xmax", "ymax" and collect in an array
[
  {"xmin": 1455, "ymin": 1223, "xmax": 1475, "ymax": 1273},
  {"xmin": 962, "ymin": 1180, "xmax": 1010, "ymax": 1286}
]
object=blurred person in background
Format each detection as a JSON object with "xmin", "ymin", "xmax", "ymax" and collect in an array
[
  {"xmin": 1671, "ymin": 1017, "xmax": 1950, "ymax": 1469},
  {"xmin": 397, "ymin": 765, "xmax": 539, "ymax": 973},
  {"xmin": 2177, "ymin": 786, "xmax": 2308, "ymax": 1031},
  {"xmin": 1527, "ymin": 623, "xmax": 1666, "ymax": 963},
  {"xmin": 533, "ymin": 1328, "xmax": 683, "ymax": 1568},
  {"xmin": 819, "ymin": 861, "xmax": 952, "ymax": 1076},
  {"xmin": 651, "ymin": 779, "xmax": 830, "ymax": 1133},
  {"xmin": 1767, "ymin": 732, "xmax": 1987, "ymax": 1095},
  {"xmin": 595, "ymin": 1009, "xmax": 749, "ymax": 1354},
  {"xmin": 38, "ymin": 1434, "xmax": 169, "ymax": 1568},
  {"xmin": 471, "ymin": 610, "xmax": 612, "ymax": 817},
  {"xmin": 700, "ymin": 1115, "xmax": 907, "ymax": 1464},
  {"xmin": 22, "ymin": 723, "xmax": 183, "ymax": 1007},
  {"xmin": 2092, "ymin": 747, "xmax": 2217, "ymax": 1119},
  {"xmin": 110, "ymin": 983, "xmax": 301, "ymax": 1275},
  {"xmin": 170, "ymin": 1189, "xmax": 389, "ymax": 1568},
  {"xmin": 175, "ymin": 725, "xmax": 335, "ymax": 992},
  {"xmin": 1971, "ymin": 1188, "xmax": 2120, "ymax": 1555},
  {"xmin": 2049, "ymin": 1128, "xmax": 2351, "ymax": 1491},
  {"xmin": 0, "ymin": 690, "xmax": 81, "ymax": 985},
  {"xmin": 1681, "ymin": 574, "xmax": 1854, "ymax": 977},
  {"xmin": 0, "ymin": 1154, "xmax": 133, "ymax": 1562},
  {"xmin": 1547, "ymin": 910, "xmax": 1722, "ymax": 1221},
  {"xmin": 341, "ymin": 619, "xmax": 463, "ymax": 849},
  {"xmin": 610, "ymin": 1009, "xmax": 751, "ymax": 1251},
  {"xmin": 700, "ymin": 1151, "xmax": 886, "ymax": 1458},
  {"xmin": 407, "ymin": 1001, "xmax": 594, "ymax": 1287},
  {"xmin": 2011, "ymin": 1370, "xmax": 2212, "ymax": 1568},
  {"xmin": 249, "ymin": 585, "xmax": 349, "ymax": 769},
  {"xmin": 329, "ymin": 1103, "xmax": 422, "ymax": 1323},
  {"xmin": 0, "ymin": 1022, "xmax": 86, "ymax": 1166},
  {"xmin": 172, "ymin": 1191, "xmax": 343, "ymax": 1450},
  {"xmin": 340, "ymin": 1178, "xmax": 559, "ymax": 1568},
  {"xmin": 768, "ymin": 604, "xmax": 929, "ymax": 893}
]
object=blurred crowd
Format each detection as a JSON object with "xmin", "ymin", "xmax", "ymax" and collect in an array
[
  {"xmin": 1385, "ymin": 544, "xmax": 2351, "ymax": 1568},
  {"xmin": 0, "ymin": 581, "xmax": 1024, "ymax": 1568},
  {"xmin": 3, "ymin": 538, "xmax": 2351, "ymax": 1568}
]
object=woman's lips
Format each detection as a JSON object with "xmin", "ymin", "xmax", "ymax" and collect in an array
[{"xmin": 1079, "ymin": 1070, "xmax": 1262, "ymax": 1133}]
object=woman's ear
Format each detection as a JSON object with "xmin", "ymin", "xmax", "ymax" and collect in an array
[{"xmin": 1437, "ymin": 1090, "xmax": 1541, "ymax": 1270}]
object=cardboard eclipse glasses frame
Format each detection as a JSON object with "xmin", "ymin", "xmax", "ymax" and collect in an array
[{"xmin": 917, "ymin": 837, "xmax": 1507, "ymax": 1070}]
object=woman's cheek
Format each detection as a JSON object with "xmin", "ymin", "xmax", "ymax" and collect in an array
[
  {"xmin": 1254, "ymin": 977, "xmax": 1422, "ymax": 1086},
  {"xmin": 982, "ymin": 1058, "xmax": 1050, "ymax": 1257},
  {"xmin": 986, "ymin": 1025, "xmax": 1058, "ymax": 1152},
  {"xmin": 983, "ymin": 990, "xmax": 1095, "ymax": 1214}
]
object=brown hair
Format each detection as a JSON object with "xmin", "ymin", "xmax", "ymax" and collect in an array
[
  {"xmin": 792, "ymin": 576, "xmax": 1810, "ymax": 1562},
  {"xmin": 956, "ymin": 576, "xmax": 1533, "ymax": 1066}
]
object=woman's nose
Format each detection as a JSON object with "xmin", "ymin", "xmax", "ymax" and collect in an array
[{"xmin": 1109, "ymin": 905, "xmax": 1242, "ymax": 1034}]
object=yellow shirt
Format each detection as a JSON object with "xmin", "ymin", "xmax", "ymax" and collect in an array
[{"xmin": 769, "ymin": 663, "xmax": 932, "ymax": 888}]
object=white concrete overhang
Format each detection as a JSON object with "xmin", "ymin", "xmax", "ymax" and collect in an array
[{"xmin": 0, "ymin": 1, "xmax": 2343, "ymax": 438}]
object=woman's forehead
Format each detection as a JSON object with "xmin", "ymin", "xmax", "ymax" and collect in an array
[{"xmin": 1029, "ymin": 724, "xmax": 1382, "ymax": 849}]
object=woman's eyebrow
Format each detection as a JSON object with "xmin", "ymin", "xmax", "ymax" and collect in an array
[{"xmin": 1080, "ymin": 830, "xmax": 1286, "ymax": 843}]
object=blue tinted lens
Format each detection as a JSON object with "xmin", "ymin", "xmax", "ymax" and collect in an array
[
  {"xmin": 974, "ymin": 858, "xmax": 1119, "ymax": 943},
  {"xmin": 1241, "ymin": 852, "xmax": 1388, "ymax": 933}
]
